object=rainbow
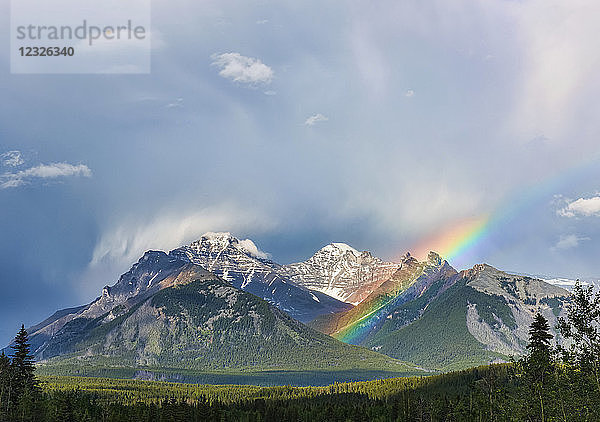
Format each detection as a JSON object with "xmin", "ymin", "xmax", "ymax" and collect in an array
[
  {"xmin": 333, "ymin": 298, "xmax": 396, "ymax": 344},
  {"xmin": 334, "ymin": 155, "xmax": 600, "ymax": 345},
  {"xmin": 411, "ymin": 152, "xmax": 600, "ymax": 268},
  {"xmin": 334, "ymin": 295, "xmax": 398, "ymax": 344},
  {"xmin": 411, "ymin": 215, "xmax": 490, "ymax": 264},
  {"xmin": 334, "ymin": 270, "xmax": 422, "ymax": 344}
]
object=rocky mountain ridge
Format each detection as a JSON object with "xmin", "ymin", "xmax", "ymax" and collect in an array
[
  {"xmin": 5, "ymin": 232, "xmax": 574, "ymax": 374},
  {"xmin": 170, "ymin": 233, "xmax": 352, "ymax": 322},
  {"xmin": 310, "ymin": 253, "xmax": 571, "ymax": 370},
  {"xmin": 11, "ymin": 257, "xmax": 416, "ymax": 377},
  {"xmin": 283, "ymin": 243, "xmax": 400, "ymax": 304}
]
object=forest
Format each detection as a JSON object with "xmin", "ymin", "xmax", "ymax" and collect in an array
[{"xmin": 1, "ymin": 282, "xmax": 599, "ymax": 421}]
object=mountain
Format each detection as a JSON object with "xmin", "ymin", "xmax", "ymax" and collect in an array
[
  {"xmin": 10, "ymin": 233, "xmax": 573, "ymax": 376},
  {"xmin": 170, "ymin": 233, "xmax": 352, "ymax": 322},
  {"xmin": 283, "ymin": 243, "xmax": 400, "ymax": 304},
  {"xmin": 22, "ymin": 251, "xmax": 213, "ymax": 360},
  {"xmin": 310, "ymin": 253, "xmax": 571, "ymax": 371},
  {"xmin": 16, "ymin": 257, "xmax": 416, "ymax": 378},
  {"xmin": 310, "ymin": 252, "xmax": 456, "ymax": 341}
]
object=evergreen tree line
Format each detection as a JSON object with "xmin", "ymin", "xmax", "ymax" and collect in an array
[{"xmin": 1, "ymin": 282, "xmax": 600, "ymax": 421}]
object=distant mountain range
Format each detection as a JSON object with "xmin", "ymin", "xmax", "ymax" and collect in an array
[
  {"xmin": 515, "ymin": 273, "xmax": 600, "ymax": 292},
  {"xmin": 5, "ymin": 232, "xmax": 574, "ymax": 377}
]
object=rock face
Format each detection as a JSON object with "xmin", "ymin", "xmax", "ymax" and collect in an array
[
  {"xmin": 309, "ymin": 252, "xmax": 456, "ymax": 341},
  {"xmin": 310, "ymin": 254, "xmax": 571, "ymax": 371},
  {"xmin": 171, "ymin": 233, "xmax": 352, "ymax": 322},
  {"xmin": 20, "ymin": 250, "xmax": 207, "ymax": 359},
  {"xmin": 23, "ymin": 253, "xmax": 215, "ymax": 360},
  {"xmin": 283, "ymin": 243, "xmax": 400, "ymax": 305},
  {"xmin": 462, "ymin": 264, "xmax": 570, "ymax": 357}
]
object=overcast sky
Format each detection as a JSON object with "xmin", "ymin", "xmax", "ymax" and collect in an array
[{"xmin": 2, "ymin": 0, "xmax": 600, "ymax": 346}]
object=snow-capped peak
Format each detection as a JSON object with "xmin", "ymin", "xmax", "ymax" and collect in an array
[
  {"xmin": 200, "ymin": 231, "xmax": 235, "ymax": 242},
  {"xmin": 194, "ymin": 232, "xmax": 269, "ymax": 259},
  {"xmin": 320, "ymin": 243, "xmax": 360, "ymax": 256},
  {"xmin": 285, "ymin": 243, "xmax": 401, "ymax": 304}
]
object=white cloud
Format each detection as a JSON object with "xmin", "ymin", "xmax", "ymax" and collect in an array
[
  {"xmin": 558, "ymin": 196, "xmax": 600, "ymax": 217},
  {"xmin": 553, "ymin": 234, "xmax": 590, "ymax": 250},
  {"xmin": 75, "ymin": 206, "xmax": 275, "ymax": 301},
  {"xmin": 166, "ymin": 98, "xmax": 184, "ymax": 108},
  {"xmin": 405, "ymin": 89, "xmax": 415, "ymax": 97},
  {"xmin": 90, "ymin": 205, "xmax": 276, "ymax": 270},
  {"xmin": 1, "ymin": 151, "xmax": 24, "ymax": 167},
  {"xmin": 256, "ymin": 19, "xmax": 269, "ymax": 25},
  {"xmin": 305, "ymin": 113, "xmax": 329, "ymax": 126},
  {"xmin": 237, "ymin": 238, "xmax": 269, "ymax": 259},
  {"xmin": 0, "ymin": 162, "xmax": 91, "ymax": 189},
  {"xmin": 211, "ymin": 53, "xmax": 274, "ymax": 85}
]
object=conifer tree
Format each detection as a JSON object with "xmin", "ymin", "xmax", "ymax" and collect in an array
[
  {"xmin": 527, "ymin": 313, "xmax": 554, "ymax": 369},
  {"xmin": 522, "ymin": 313, "xmax": 555, "ymax": 422},
  {"xmin": 10, "ymin": 325, "xmax": 37, "ymax": 394},
  {"xmin": 558, "ymin": 282, "xmax": 600, "ymax": 395},
  {"xmin": 0, "ymin": 350, "xmax": 14, "ymax": 417},
  {"xmin": 0, "ymin": 350, "xmax": 10, "ymax": 370}
]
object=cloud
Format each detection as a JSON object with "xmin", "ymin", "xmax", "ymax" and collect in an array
[
  {"xmin": 166, "ymin": 98, "xmax": 184, "ymax": 108},
  {"xmin": 405, "ymin": 89, "xmax": 415, "ymax": 97},
  {"xmin": 558, "ymin": 196, "xmax": 600, "ymax": 217},
  {"xmin": 237, "ymin": 238, "xmax": 270, "ymax": 259},
  {"xmin": 211, "ymin": 53, "xmax": 274, "ymax": 85},
  {"xmin": 553, "ymin": 234, "xmax": 590, "ymax": 250},
  {"xmin": 506, "ymin": 1, "xmax": 600, "ymax": 140},
  {"xmin": 90, "ymin": 204, "xmax": 276, "ymax": 270},
  {"xmin": 1, "ymin": 151, "xmax": 24, "ymax": 167},
  {"xmin": 182, "ymin": 231, "xmax": 269, "ymax": 259},
  {"xmin": 0, "ymin": 162, "xmax": 91, "ymax": 189},
  {"xmin": 305, "ymin": 113, "xmax": 329, "ymax": 126},
  {"xmin": 351, "ymin": 22, "xmax": 390, "ymax": 100}
]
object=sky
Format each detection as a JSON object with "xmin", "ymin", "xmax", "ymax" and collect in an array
[{"xmin": 2, "ymin": 0, "xmax": 600, "ymax": 346}]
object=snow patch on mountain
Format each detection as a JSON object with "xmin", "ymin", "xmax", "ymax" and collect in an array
[
  {"xmin": 172, "ymin": 234, "xmax": 352, "ymax": 322},
  {"xmin": 284, "ymin": 243, "xmax": 400, "ymax": 304},
  {"xmin": 323, "ymin": 243, "xmax": 360, "ymax": 255}
]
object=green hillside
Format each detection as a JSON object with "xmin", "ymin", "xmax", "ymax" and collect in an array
[
  {"xmin": 310, "ymin": 259, "xmax": 570, "ymax": 372},
  {"xmin": 38, "ymin": 277, "xmax": 420, "ymax": 377},
  {"xmin": 365, "ymin": 278, "xmax": 508, "ymax": 371}
]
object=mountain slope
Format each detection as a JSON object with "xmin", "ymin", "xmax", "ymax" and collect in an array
[
  {"xmin": 18, "ymin": 250, "xmax": 200, "ymax": 359},
  {"xmin": 27, "ymin": 256, "xmax": 215, "ymax": 360},
  {"xmin": 23, "ymin": 263, "xmax": 416, "ymax": 377},
  {"xmin": 20, "ymin": 236, "xmax": 353, "ymax": 363},
  {"xmin": 39, "ymin": 276, "xmax": 411, "ymax": 373},
  {"xmin": 310, "ymin": 255, "xmax": 571, "ymax": 371},
  {"xmin": 283, "ymin": 243, "xmax": 400, "ymax": 304},
  {"xmin": 310, "ymin": 252, "xmax": 456, "ymax": 342},
  {"xmin": 171, "ymin": 233, "xmax": 352, "ymax": 322}
]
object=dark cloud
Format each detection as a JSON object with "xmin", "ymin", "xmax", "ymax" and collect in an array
[{"xmin": 2, "ymin": 0, "xmax": 600, "ymax": 346}]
